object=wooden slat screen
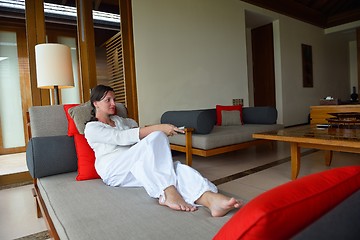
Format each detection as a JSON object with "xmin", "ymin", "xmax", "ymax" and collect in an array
[{"xmin": 105, "ymin": 32, "xmax": 126, "ymax": 105}]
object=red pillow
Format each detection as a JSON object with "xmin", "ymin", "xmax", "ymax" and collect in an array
[
  {"xmin": 63, "ymin": 104, "xmax": 80, "ymax": 136},
  {"xmin": 73, "ymin": 133, "xmax": 100, "ymax": 181},
  {"xmin": 214, "ymin": 166, "xmax": 360, "ymax": 240},
  {"xmin": 216, "ymin": 105, "xmax": 243, "ymax": 126}
]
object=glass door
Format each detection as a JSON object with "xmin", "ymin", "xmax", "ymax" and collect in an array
[{"xmin": 0, "ymin": 29, "xmax": 29, "ymax": 154}]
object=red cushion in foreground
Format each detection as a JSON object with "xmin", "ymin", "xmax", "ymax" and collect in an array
[
  {"xmin": 73, "ymin": 133, "xmax": 100, "ymax": 181},
  {"xmin": 214, "ymin": 166, "xmax": 360, "ymax": 240}
]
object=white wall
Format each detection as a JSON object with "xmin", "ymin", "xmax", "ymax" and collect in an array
[
  {"xmin": 132, "ymin": 0, "xmax": 248, "ymax": 125},
  {"xmin": 278, "ymin": 18, "xmax": 350, "ymax": 125},
  {"xmin": 132, "ymin": 0, "xmax": 354, "ymax": 126}
]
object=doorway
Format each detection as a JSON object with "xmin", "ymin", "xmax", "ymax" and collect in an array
[
  {"xmin": 0, "ymin": 28, "xmax": 29, "ymax": 155},
  {"xmin": 251, "ymin": 23, "xmax": 276, "ymax": 107}
]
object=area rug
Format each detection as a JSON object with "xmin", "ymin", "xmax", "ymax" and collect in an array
[
  {"xmin": 14, "ymin": 231, "xmax": 50, "ymax": 240},
  {"xmin": 0, "ymin": 181, "xmax": 32, "ymax": 191}
]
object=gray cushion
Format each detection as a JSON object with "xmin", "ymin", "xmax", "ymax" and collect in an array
[
  {"xmin": 68, "ymin": 102, "xmax": 128, "ymax": 134},
  {"xmin": 29, "ymin": 105, "xmax": 68, "ymax": 137},
  {"xmin": 68, "ymin": 101, "xmax": 93, "ymax": 134},
  {"xmin": 221, "ymin": 110, "xmax": 242, "ymax": 126},
  {"xmin": 26, "ymin": 135, "xmax": 78, "ymax": 178},
  {"xmin": 161, "ymin": 109, "xmax": 216, "ymax": 134},
  {"xmin": 242, "ymin": 107, "xmax": 278, "ymax": 124},
  {"xmin": 293, "ymin": 189, "xmax": 360, "ymax": 239},
  {"xmin": 38, "ymin": 172, "xmax": 235, "ymax": 240}
]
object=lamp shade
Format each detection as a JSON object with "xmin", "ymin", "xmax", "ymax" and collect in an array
[{"xmin": 35, "ymin": 43, "xmax": 74, "ymax": 89}]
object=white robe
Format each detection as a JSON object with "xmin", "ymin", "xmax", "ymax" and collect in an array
[{"xmin": 84, "ymin": 115, "xmax": 217, "ymax": 204}]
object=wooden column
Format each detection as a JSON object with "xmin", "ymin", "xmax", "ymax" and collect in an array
[
  {"xmin": 119, "ymin": 0, "xmax": 138, "ymax": 122},
  {"xmin": 25, "ymin": 0, "xmax": 50, "ymax": 106},
  {"xmin": 76, "ymin": 0, "xmax": 97, "ymax": 102},
  {"xmin": 357, "ymin": 28, "xmax": 360, "ymax": 94}
]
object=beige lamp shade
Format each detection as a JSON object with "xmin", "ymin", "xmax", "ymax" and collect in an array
[{"xmin": 35, "ymin": 43, "xmax": 74, "ymax": 89}]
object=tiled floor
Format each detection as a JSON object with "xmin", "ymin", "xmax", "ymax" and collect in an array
[
  {"xmin": 0, "ymin": 142, "xmax": 359, "ymax": 239},
  {"xmin": 0, "ymin": 184, "xmax": 48, "ymax": 240},
  {"xmin": 0, "ymin": 152, "xmax": 48, "ymax": 240},
  {"xmin": 0, "ymin": 153, "xmax": 27, "ymax": 175}
]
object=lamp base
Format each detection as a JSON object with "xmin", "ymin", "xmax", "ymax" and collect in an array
[{"xmin": 54, "ymin": 85, "xmax": 60, "ymax": 105}]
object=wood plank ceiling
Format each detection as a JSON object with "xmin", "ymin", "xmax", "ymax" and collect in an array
[
  {"xmin": 241, "ymin": 0, "xmax": 360, "ymax": 28},
  {"xmin": 46, "ymin": 0, "xmax": 360, "ymax": 28}
]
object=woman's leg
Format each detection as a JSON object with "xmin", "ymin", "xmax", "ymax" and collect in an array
[
  {"xmin": 173, "ymin": 161, "xmax": 242, "ymax": 216},
  {"xmin": 195, "ymin": 192, "xmax": 243, "ymax": 217},
  {"xmin": 107, "ymin": 131, "xmax": 241, "ymax": 215},
  {"xmin": 173, "ymin": 161, "xmax": 217, "ymax": 204},
  {"xmin": 127, "ymin": 131, "xmax": 195, "ymax": 211},
  {"xmin": 128, "ymin": 131, "xmax": 176, "ymax": 196}
]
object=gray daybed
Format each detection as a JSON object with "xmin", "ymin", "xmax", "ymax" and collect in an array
[
  {"xmin": 26, "ymin": 104, "xmax": 360, "ymax": 239},
  {"xmin": 26, "ymin": 104, "xmax": 236, "ymax": 240},
  {"xmin": 161, "ymin": 107, "xmax": 284, "ymax": 165}
]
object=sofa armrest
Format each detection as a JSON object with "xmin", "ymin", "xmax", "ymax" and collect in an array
[
  {"xmin": 242, "ymin": 107, "xmax": 278, "ymax": 124},
  {"xmin": 293, "ymin": 189, "xmax": 360, "ymax": 239},
  {"xmin": 161, "ymin": 109, "xmax": 216, "ymax": 134},
  {"xmin": 26, "ymin": 135, "xmax": 78, "ymax": 178}
]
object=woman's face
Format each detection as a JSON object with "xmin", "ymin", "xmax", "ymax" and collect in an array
[{"xmin": 94, "ymin": 91, "xmax": 116, "ymax": 116}]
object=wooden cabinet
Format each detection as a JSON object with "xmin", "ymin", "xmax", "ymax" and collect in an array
[{"xmin": 310, "ymin": 105, "xmax": 360, "ymax": 125}]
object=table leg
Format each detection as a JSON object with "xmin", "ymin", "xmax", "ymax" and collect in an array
[
  {"xmin": 324, "ymin": 150, "xmax": 333, "ymax": 166},
  {"xmin": 290, "ymin": 143, "xmax": 301, "ymax": 180}
]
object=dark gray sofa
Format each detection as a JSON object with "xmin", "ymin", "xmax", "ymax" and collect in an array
[
  {"xmin": 161, "ymin": 107, "xmax": 284, "ymax": 165},
  {"xmin": 293, "ymin": 189, "xmax": 360, "ymax": 240}
]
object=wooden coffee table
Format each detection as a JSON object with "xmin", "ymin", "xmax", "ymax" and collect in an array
[{"xmin": 253, "ymin": 125, "xmax": 360, "ymax": 180}]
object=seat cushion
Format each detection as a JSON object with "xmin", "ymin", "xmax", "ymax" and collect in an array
[
  {"xmin": 169, "ymin": 124, "xmax": 283, "ymax": 150},
  {"xmin": 38, "ymin": 172, "xmax": 235, "ymax": 240}
]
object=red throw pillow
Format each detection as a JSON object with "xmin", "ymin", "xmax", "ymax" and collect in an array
[
  {"xmin": 214, "ymin": 166, "xmax": 360, "ymax": 240},
  {"xmin": 63, "ymin": 104, "xmax": 80, "ymax": 136},
  {"xmin": 216, "ymin": 105, "xmax": 243, "ymax": 126},
  {"xmin": 73, "ymin": 133, "xmax": 100, "ymax": 181}
]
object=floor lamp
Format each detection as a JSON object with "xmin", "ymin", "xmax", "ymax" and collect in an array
[{"xmin": 35, "ymin": 43, "xmax": 74, "ymax": 105}]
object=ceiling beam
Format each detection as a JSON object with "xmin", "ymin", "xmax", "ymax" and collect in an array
[
  {"xmin": 241, "ymin": 0, "xmax": 326, "ymax": 28},
  {"xmin": 327, "ymin": 9, "xmax": 360, "ymax": 28}
]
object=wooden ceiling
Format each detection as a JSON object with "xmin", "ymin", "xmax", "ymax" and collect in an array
[
  {"xmin": 87, "ymin": 0, "xmax": 360, "ymax": 28},
  {"xmin": 241, "ymin": 0, "xmax": 360, "ymax": 28},
  {"xmin": 42, "ymin": 0, "xmax": 360, "ymax": 28}
]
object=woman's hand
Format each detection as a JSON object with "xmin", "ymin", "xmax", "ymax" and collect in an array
[
  {"xmin": 157, "ymin": 124, "xmax": 185, "ymax": 136},
  {"xmin": 139, "ymin": 124, "xmax": 184, "ymax": 139}
]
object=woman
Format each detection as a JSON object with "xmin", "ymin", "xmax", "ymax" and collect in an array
[{"xmin": 84, "ymin": 85, "xmax": 242, "ymax": 217}]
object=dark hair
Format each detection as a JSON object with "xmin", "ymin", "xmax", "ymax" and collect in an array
[{"xmin": 87, "ymin": 85, "xmax": 115, "ymax": 123}]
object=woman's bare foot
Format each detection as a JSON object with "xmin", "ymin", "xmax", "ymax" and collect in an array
[
  {"xmin": 159, "ymin": 185, "xmax": 197, "ymax": 212},
  {"xmin": 196, "ymin": 191, "xmax": 243, "ymax": 217}
]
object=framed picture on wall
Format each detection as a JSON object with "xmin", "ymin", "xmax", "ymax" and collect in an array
[{"xmin": 302, "ymin": 44, "xmax": 313, "ymax": 88}]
